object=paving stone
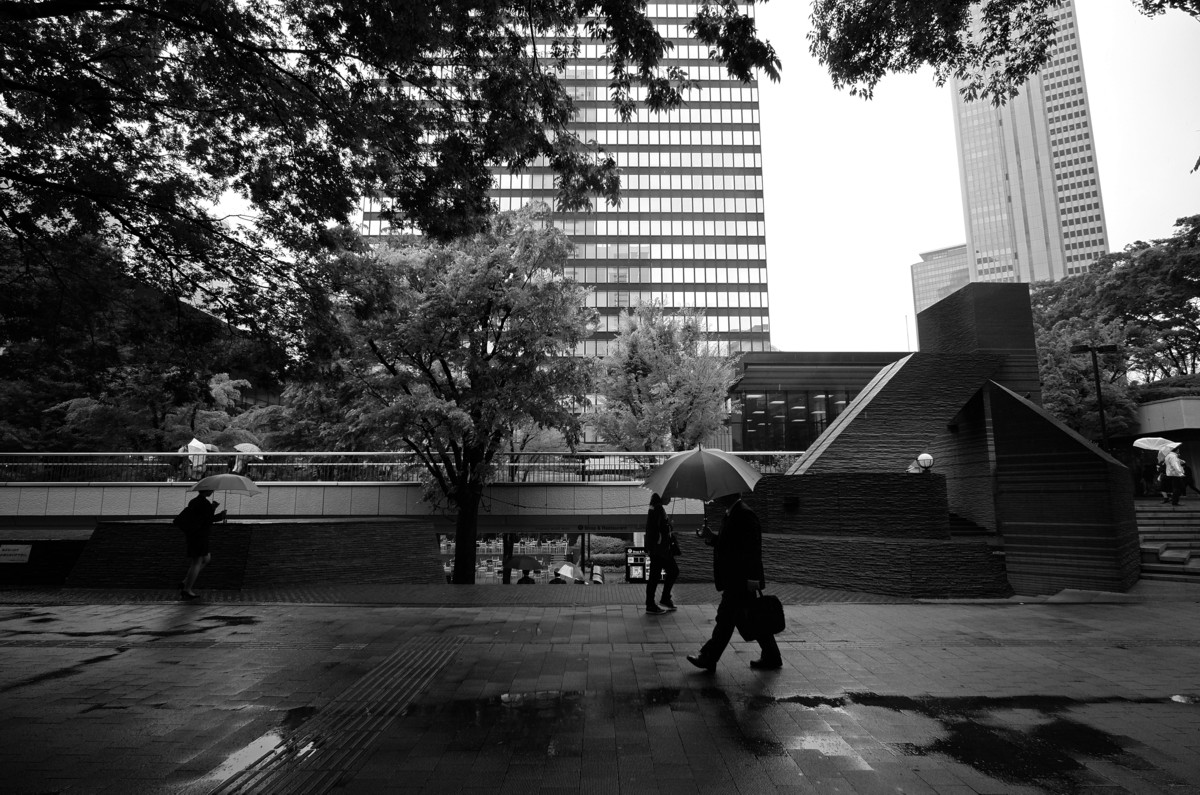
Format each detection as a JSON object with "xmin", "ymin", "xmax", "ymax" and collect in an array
[{"xmin": 2, "ymin": 586, "xmax": 1200, "ymax": 793}]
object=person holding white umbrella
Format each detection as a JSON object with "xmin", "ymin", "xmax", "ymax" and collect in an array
[{"xmin": 1163, "ymin": 443, "xmax": 1187, "ymax": 506}]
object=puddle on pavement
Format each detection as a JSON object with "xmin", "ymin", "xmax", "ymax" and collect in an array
[
  {"xmin": 396, "ymin": 688, "xmax": 1194, "ymax": 791},
  {"xmin": 201, "ymin": 705, "xmax": 321, "ymax": 785},
  {"xmin": 841, "ymin": 692, "xmax": 1191, "ymax": 791}
]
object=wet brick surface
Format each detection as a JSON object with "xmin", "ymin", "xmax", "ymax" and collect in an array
[{"xmin": 1, "ymin": 584, "xmax": 1198, "ymax": 793}]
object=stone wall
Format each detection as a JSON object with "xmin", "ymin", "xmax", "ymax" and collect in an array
[
  {"xmin": 989, "ymin": 385, "xmax": 1140, "ymax": 594},
  {"xmin": 0, "ymin": 540, "xmax": 86, "ymax": 588},
  {"xmin": 66, "ymin": 519, "xmax": 445, "ymax": 589},
  {"xmin": 680, "ymin": 473, "xmax": 1012, "ymax": 598}
]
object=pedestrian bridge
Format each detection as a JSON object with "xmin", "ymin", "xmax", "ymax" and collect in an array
[{"xmin": 0, "ymin": 451, "xmax": 798, "ymax": 536}]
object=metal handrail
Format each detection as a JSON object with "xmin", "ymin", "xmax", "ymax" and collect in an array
[{"xmin": 0, "ymin": 451, "xmax": 802, "ymax": 484}]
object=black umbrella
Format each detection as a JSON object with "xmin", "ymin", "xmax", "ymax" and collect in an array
[{"xmin": 504, "ymin": 554, "xmax": 543, "ymax": 571}]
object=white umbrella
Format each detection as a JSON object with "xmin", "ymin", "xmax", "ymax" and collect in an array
[
  {"xmin": 557, "ymin": 562, "xmax": 585, "ymax": 581},
  {"xmin": 232, "ymin": 442, "xmax": 263, "ymax": 474},
  {"xmin": 1134, "ymin": 437, "xmax": 1182, "ymax": 463},
  {"xmin": 640, "ymin": 446, "xmax": 762, "ymax": 501},
  {"xmin": 1133, "ymin": 437, "xmax": 1180, "ymax": 452},
  {"xmin": 186, "ymin": 437, "xmax": 208, "ymax": 468}
]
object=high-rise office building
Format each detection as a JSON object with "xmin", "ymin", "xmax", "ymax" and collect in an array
[
  {"xmin": 913, "ymin": 0, "xmax": 1109, "ymax": 313},
  {"xmin": 362, "ymin": 3, "xmax": 771, "ymax": 355}
]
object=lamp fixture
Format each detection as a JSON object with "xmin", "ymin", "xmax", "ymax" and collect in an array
[{"xmin": 916, "ymin": 453, "xmax": 934, "ymax": 472}]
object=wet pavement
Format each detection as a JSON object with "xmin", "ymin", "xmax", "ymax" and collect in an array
[{"xmin": 2, "ymin": 583, "xmax": 1199, "ymax": 794}]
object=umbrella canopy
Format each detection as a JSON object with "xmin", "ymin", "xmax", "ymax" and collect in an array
[
  {"xmin": 640, "ymin": 446, "xmax": 761, "ymax": 501},
  {"xmin": 190, "ymin": 473, "xmax": 262, "ymax": 495},
  {"xmin": 557, "ymin": 562, "xmax": 586, "ymax": 581},
  {"xmin": 185, "ymin": 437, "xmax": 209, "ymax": 467},
  {"xmin": 1133, "ymin": 437, "xmax": 1180, "ymax": 452},
  {"xmin": 1134, "ymin": 437, "xmax": 1182, "ymax": 463},
  {"xmin": 233, "ymin": 442, "xmax": 264, "ymax": 457},
  {"xmin": 504, "ymin": 554, "xmax": 543, "ymax": 572}
]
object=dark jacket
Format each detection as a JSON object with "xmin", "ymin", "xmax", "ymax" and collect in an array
[
  {"xmin": 645, "ymin": 505, "xmax": 674, "ymax": 557},
  {"xmin": 712, "ymin": 498, "xmax": 765, "ymax": 592},
  {"xmin": 173, "ymin": 494, "xmax": 218, "ymax": 534}
]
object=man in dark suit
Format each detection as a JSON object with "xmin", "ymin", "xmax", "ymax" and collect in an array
[{"xmin": 687, "ymin": 493, "xmax": 782, "ymax": 671}]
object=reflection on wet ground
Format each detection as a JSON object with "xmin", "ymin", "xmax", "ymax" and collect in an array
[{"xmin": 387, "ymin": 688, "xmax": 1198, "ymax": 793}]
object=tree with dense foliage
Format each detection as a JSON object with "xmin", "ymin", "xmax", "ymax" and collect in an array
[
  {"xmin": 287, "ymin": 205, "xmax": 596, "ymax": 583},
  {"xmin": 808, "ymin": 0, "xmax": 1200, "ymax": 170},
  {"xmin": 1, "ymin": 0, "xmax": 780, "ymax": 336},
  {"xmin": 594, "ymin": 303, "xmax": 736, "ymax": 452},
  {"xmin": 0, "ymin": 236, "xmax": 283, "ymax": 451},
  {"xmin": 1093, "ymin": 215, "xmax": 1200, "ymax": 380},
  {"xmin": 1029, "ymin": 215, "xmax": 1200, "ymax": 441}
]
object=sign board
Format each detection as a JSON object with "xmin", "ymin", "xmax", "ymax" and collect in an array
[
  {"xmin": 0, "ymin": 545, "xmax": 32, "ymax": 564},
  {"xmin": 625, "ymin": 546, "xmax": 647, "ymax": 583}
]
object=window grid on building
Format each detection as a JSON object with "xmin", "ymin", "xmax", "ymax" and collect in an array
[{"xmin": 949, "ymin": 0, "xmax": 1108, "ymax": 287}]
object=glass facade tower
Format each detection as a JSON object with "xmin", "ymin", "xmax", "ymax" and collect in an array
[
  {"xmin": 950, "ymin": 0, "xmax": 1108, "ymax": 284},
  {"xmin": 910, "ymin": 244, "xmax": 970, "ymax": 314},
  {"xmin": 364, "ymin": 3, "xmax": 772, "ymax": 356}
]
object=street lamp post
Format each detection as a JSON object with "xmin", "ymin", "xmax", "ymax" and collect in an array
[{"xmin": 1069, "ymin": 343, "xmax": 1119, "ymax": 450}]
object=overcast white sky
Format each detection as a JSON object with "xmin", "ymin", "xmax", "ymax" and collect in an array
[{"xmin": 755, "ymin": 1, "xmax": 1200, "ymax": 353}]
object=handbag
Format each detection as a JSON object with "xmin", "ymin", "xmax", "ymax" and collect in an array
[
  {"xmin": 736, "ymin": 590, "xmax": 784, "ymax": 641},
  {"xmin": 753, "ymin": 591, "xmax": 785, "ymax": 636}
]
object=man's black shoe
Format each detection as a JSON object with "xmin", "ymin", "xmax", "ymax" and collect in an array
[
  {"xmin": 686, "ymin": 654, "xmax": 716, "ymax": 672},
  {"xmin": 646, "ymin": 604, "xmax": 666, "ymax": 614},
  {"xmin": 749, "ymin": 658, "xmax": 783, "ymax": 670},
  {"xmin": 659, "ymin": 599, "xmax": 677, "ymax": 611}
]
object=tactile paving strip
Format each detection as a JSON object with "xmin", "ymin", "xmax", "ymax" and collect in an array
[{"xmin": 211, "ymin": 635, "xmax": 465, "ymax": 794}]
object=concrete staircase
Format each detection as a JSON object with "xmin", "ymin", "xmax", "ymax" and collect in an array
[{"xmin": 1137, "ymin": 500, "xmax": 1200, "ymax": 583}]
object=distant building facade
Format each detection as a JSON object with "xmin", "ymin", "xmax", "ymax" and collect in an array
[
  {"xmin": 913, "ymin": 0, "xmax": 1109, "ymax": 313},
  {"xmin": 729, "ymin": 352, "xmax": 909, "ymax": 451},
  {"xmin": 361, "ymin": 2, "xmax": 772, "ymax": 355},
  {"xmin": 910, "ymin": 244, "xmax": 969, "ymax": 315}
]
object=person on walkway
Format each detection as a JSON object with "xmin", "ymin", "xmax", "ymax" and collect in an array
[
  {"xmin": 174, "ymin": 489, "xmax": 225, "ymax": 599},
  {"xmin": 687, "ymin": 493, "xmax": 782, "ymax": 671},
  {"xmin": 516, "ymin": 570, "xmax": 536, "ymax": 584},
  {"xmin": 1164, "ymin": 444, "xmax": 1187, "ymax": 505},
  {"xmin": 644, "ymin": 493, "xmax": 679, "ymax": 614}
]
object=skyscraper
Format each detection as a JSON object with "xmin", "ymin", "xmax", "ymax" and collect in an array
[
  {"xmin": 364, "ymin": 3, "xmax": 772, "ymax": 355},
  {"xmin": 913, "ymin": 0, "xmax": 1109, "ymax": 313}
]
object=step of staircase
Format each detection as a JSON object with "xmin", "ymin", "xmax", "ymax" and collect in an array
[{"xmin": 1136, "ymin": 502, "xmax": 1200, "ymax": 582}]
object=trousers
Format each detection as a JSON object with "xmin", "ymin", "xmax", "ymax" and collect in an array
[
  {"xmin": 699, "ymin": 587, "xmax": 780, "ymax": 663},
  {"xmin": 646, "ymin": 552, "xmax": 678, "ymax": 605}
]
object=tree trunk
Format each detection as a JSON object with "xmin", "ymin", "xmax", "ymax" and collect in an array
[{"xmin": 451, "ymin": 479, "xmax": 484, "ymax": 584}]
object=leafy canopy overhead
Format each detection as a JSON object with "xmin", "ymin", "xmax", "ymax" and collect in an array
[{"xmin": 0, "ymin": 0, "xmax": 780, "ymax": 329}]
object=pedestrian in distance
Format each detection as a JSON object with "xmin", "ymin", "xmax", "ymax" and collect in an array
[
  {"xmin": 644, "ymin": 493, "xmax": 679, "ymax": 614},
  {"xmin": 687, "ymin": 492, "xmax": 782, "ymax": 672},
  {"xmin": 1164, "ymin": 443, "xmax": 1187, "ymax": 505},
  {"xmin": 173, "ymin": 489, "xmax": 226, "ymax": 599},
  {"xmin": 517, "ymin": 570, "xmax": 536, "ymax": 584}
]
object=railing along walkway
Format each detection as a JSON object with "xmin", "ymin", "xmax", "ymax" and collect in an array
[{"xmin": 0, "ymin": 451, "xmax": 801, "ymax": 485}]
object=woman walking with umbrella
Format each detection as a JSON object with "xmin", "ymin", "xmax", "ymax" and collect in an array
[
  {"xmin": 174, "ymin": 473, "xmax": 259, "ymax": 599},
  {"xmin": 174, "ymin": 489, "xmax": 225, "ymax": 599},
  {"xmin": 644, "ymin": 493, "xmax": 679, "ymax": 614}
]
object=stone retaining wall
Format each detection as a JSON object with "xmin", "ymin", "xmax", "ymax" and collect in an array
[{"xmin": 66, "ymin": 519, "xmax": 444, "ymax": 589}]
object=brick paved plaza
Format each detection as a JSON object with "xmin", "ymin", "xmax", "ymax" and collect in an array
[{"xmin": 1, "ymin": 582, "xmax": 1198, "ymax": 794}]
